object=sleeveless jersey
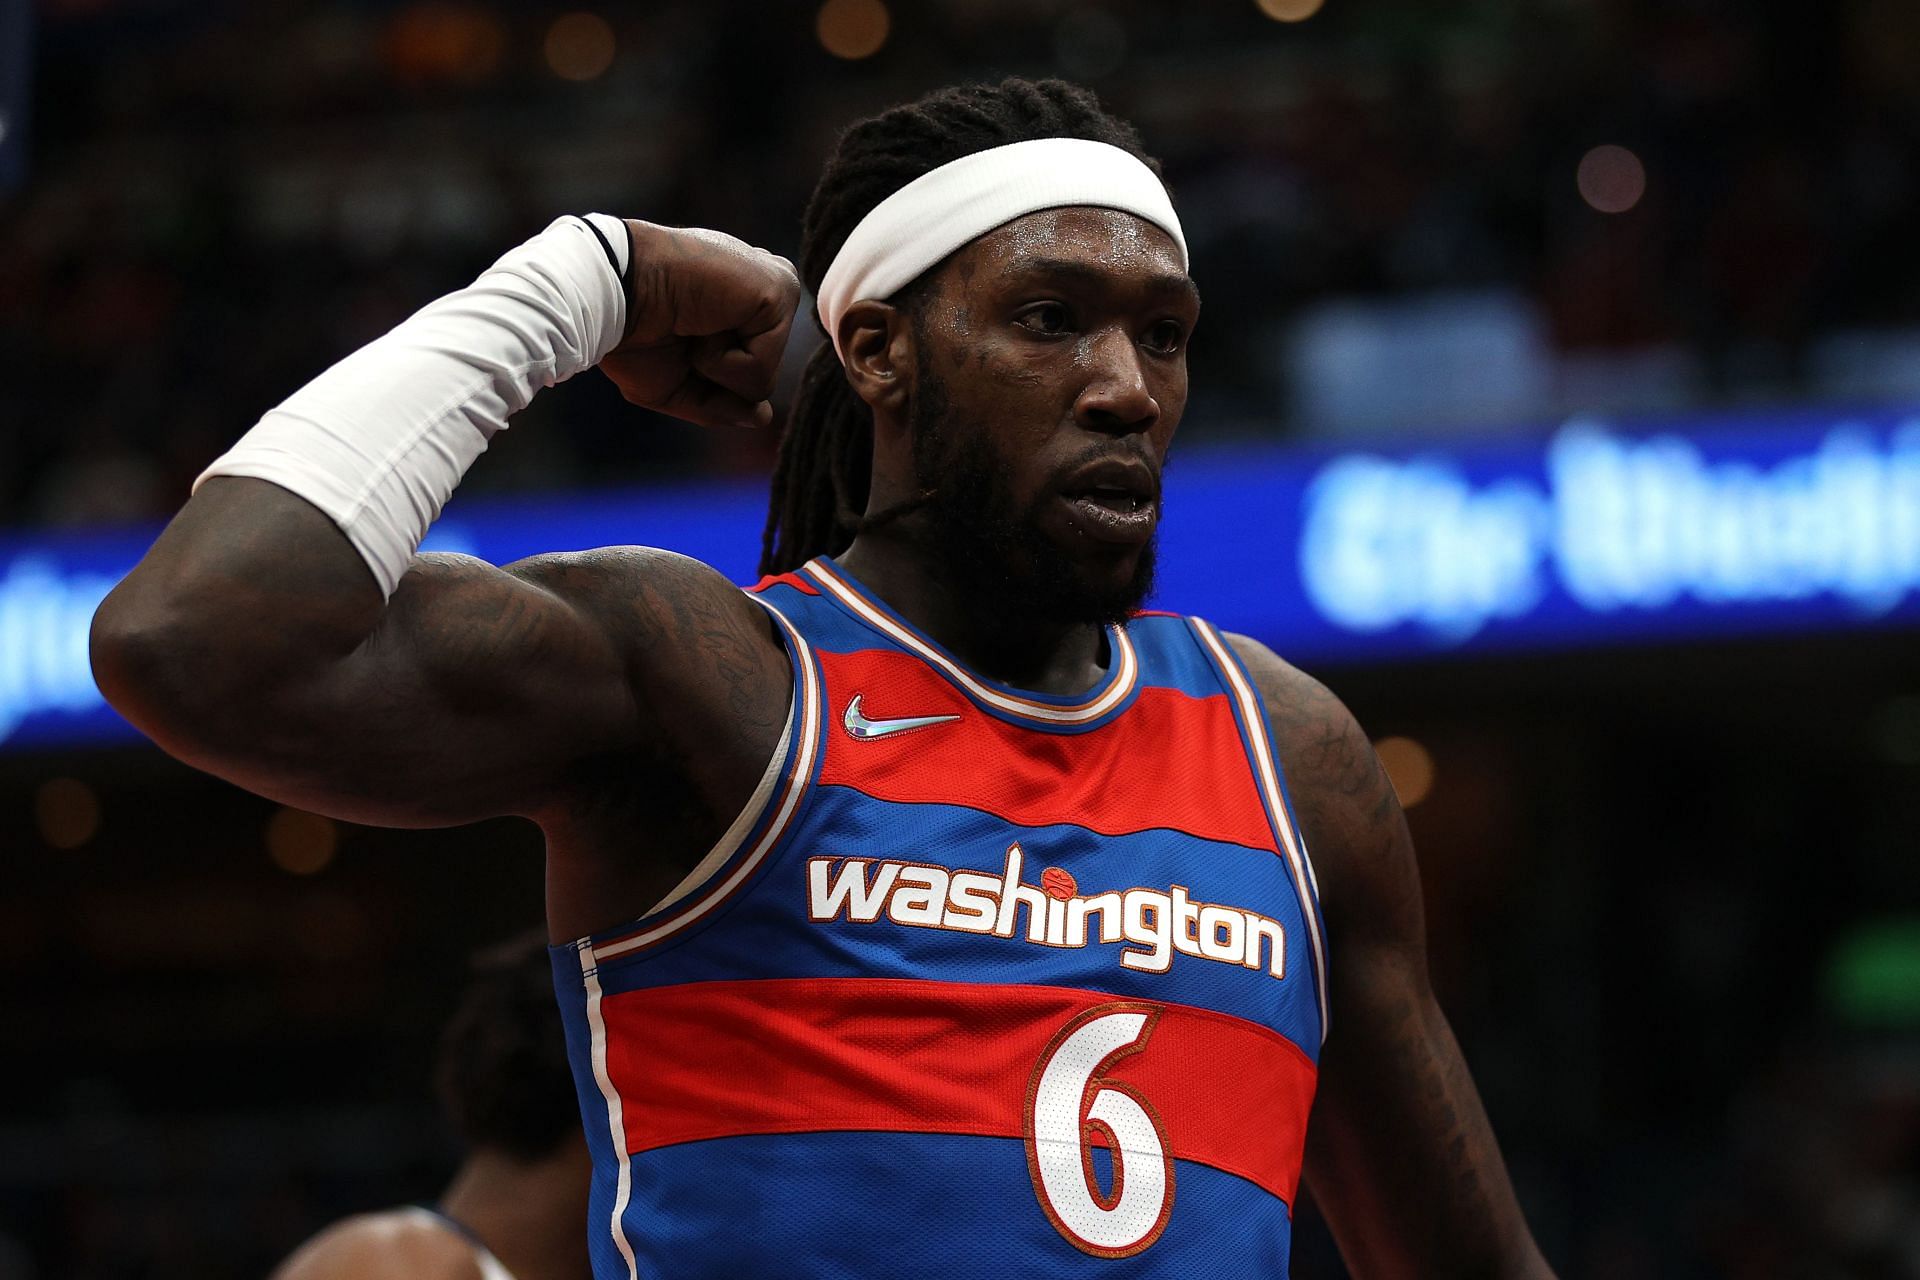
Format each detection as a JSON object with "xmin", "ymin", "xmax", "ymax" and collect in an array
[{"xmin": 551, "ymin": 556, "xmax": 1329, "ymax": 1279}]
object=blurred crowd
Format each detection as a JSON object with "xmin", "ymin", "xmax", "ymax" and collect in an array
[{"xmin": 5, "ymin": 0, "xmax": 1920, "ymax": 529}]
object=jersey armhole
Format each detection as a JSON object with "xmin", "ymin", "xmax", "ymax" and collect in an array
[
  {"xmin": 642, "ymin": 698, "xmax": 796, "ymax": 917},
  {"xmin": 574, "ymin": 593, "xmax": 826, "ymax": 966},
  {"xmin": 1186, "ymin": 616, "xmax": 1331, "ymax": 1043}
]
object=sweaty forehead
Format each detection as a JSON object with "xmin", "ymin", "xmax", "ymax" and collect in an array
[{"xmin": 951, "ymin": 206, "xmax": 1190, "ymax": 290}]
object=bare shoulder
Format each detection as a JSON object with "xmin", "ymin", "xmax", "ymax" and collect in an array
[
  {"xmin": 453, "ymin": 543, "xmax": 790, "ymax": 728},
  {"xmin": 377, "ymin": 544, "xmax": 768, "ymax": 660},
  {"xmin": 1221, "ymin": 632, "xmax": 1419, "ymax": 944},
  {"xmin": 1221, "ymin": 635, "xmax": 1378, "ymax": 801},
  {"xmin": 499, "ymin": 545, "xmax": 779, "ymax": 655},
  {"xmin": 269, "ymin": 1210, "xmax": 482, "ymax": 1280},
  {"xmin": 1220, "ymin": 631, "xmax": 1393, "ymax": 847}
]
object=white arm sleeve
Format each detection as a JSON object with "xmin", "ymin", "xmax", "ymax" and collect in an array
[{"xmin": 195, "ymin": 212, "xmax": 631, "ymax": 597}]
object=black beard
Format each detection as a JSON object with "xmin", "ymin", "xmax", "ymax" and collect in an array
[{"xmin": 905, "ymin": 360, "xmax": 1157, "ymax": 628}]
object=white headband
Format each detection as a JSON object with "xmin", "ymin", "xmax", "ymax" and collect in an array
[{"xmin": 815, "ymin": 137, "xmax": 1187, "ymax": 361}]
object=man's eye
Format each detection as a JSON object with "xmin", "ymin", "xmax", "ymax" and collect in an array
[
  {"xmin": 1016, "ymin": 303, "xmax": 1071, "ymax": 336},
  {"xmin": 1145, "ymin": 320, "xmax": 1185, "ymax": 354}
]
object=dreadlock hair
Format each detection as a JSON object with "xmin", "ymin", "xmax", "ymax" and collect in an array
[{"xmin": 758, "ymin": 78, "xmax": 1162, "ymax": 576}]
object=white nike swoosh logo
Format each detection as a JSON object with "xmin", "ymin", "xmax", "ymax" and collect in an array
[{"xmin": 843, "ymin": 693, "xmax": 961, "ymax": 740}]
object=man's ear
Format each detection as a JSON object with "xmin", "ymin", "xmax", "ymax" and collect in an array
[{"xmin": 837, "ymin": 300, "xmax": 914, "ymax": 419}]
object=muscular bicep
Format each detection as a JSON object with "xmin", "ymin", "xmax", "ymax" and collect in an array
[
  {"xmin": 1223, "ymin": 634, "xmax": 1553, "ymax": 1280},
  {"xmin": 258, "ymin": 549, "xmax": 643, "ymax": 822},
  {"xmin": 94, "ymin": 479, "xmax": 787, "ymax": 826}
]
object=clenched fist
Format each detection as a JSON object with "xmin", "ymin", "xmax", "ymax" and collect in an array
[{"xmin": 601, "ymin": 221, "xmax": 802, "ymax": 429}]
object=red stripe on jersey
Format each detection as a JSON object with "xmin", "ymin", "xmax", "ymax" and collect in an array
[
  {"xmin": 749, "ymin": 572, "xmax": 820, "ymax": 595},
  {"xmin": 814, "ymin": 648, "xmax": 1275, "ymax": 850},
  {"xmin": 600, "ymin": 977, "xmax": 1316, "ymax": 1205}
]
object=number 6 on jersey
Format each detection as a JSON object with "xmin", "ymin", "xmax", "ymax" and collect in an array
[{"xmin": 1023, "ymin": 1002, "xmax": 1175, "ymax": 1257}]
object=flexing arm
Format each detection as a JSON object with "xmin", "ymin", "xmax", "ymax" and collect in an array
[
  {"xmin": 92, "ymin": 220, "xmax": 801, "ymax": 826},
  {"xmin": 1226, "ymin": 636, "xmax": 1555, "ymax": 1280}
]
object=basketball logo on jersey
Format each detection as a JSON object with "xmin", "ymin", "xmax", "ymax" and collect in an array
[{"xmin": 806, "ymin": 842, "xmax": 1288, "ymax": 979}]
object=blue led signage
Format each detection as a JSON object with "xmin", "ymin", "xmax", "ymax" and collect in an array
[{"xmin": 3, "ymin": 407, "xmax": 1917, "ymax": 751}]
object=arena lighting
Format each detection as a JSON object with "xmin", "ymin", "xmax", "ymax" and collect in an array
[
  {"xmin": 1577, "ymin": 144, "xmax": 1647, "ymax": 214},
  {"xmin": 34, "ymin": 777, "xmax": 100, "ymax": 849},
  {"xmin": 1256, "ymin": 0, "xmax": 1326, "ymax": 23},
  {"xmin": 544, "ymin": 12, "xmax": 615, "ymax": 82},
  {"xmin": 267, "ymin": 808, "xmax": 338, "ymax": 876},
  {"xmin": 816, "ymin": 0, "xmax": 890, "ymax": 61},
  {"xmin": 1372, "ymin": 737, "xmax": 1435, "ymax": 809}
]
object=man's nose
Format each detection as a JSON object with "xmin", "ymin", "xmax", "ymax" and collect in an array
[{"xmin": 1073, "ymin": 327, "xmax": 1160, "ymax": 435}]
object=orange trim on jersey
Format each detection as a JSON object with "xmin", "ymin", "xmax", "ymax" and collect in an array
[
  {"xmin": 598, "ymin": 976, "xmax": 1317, "ymax": 1206},
  {"xmin": 816, "ymin": 647, "xmax": 1278, "ymax": 850}
]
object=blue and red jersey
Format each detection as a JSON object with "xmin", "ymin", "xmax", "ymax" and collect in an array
[{"xmin": 551, "ymin": 556, "xmax": 1328, "ymax": 1278}]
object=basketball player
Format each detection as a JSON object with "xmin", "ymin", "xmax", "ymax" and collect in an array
[
  {"xmin": 95, "ymin": 80, "xmax": 1556, "ymax": 1276},
  {"xmin": 271, "ymin": 935, "xmax": 590, "ymax": 1280}
]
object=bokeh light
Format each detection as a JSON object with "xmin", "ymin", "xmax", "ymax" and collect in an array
[
  {"xmin": 544, "ymin": 12, "xmax": 616, "ymax": 82},
  {"xmin": 34, "ymin": 777, "xmax": 100, "ymax": 849},
  {"xmin": 1374, "ymin": 736, "xmax": 1436, "ymax": 809},
  {"xmin": 1256, "ymin": 0, "xmax": 1326, "ymax": 22},
  {"xmin": 267, "ymin": 808, "xmax": 339, "ymax": 876},
  {"xmin": 386, "ymin": 3, "xmax": 503, "ymax": 83},
  {"xmin": 817, "ymin": 0, "xmax": 890, "ymax": 61},
  {"xmin": 1577, "ymin": 144, "xmax": 1647, "ymax": 214}
]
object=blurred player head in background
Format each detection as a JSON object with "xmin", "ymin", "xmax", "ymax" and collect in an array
[
  {"xmin": 762, "ymin": 77, "xmax": 1193, "ymax": 627},
  {"xmin": 271, "ymin": 933, "xmax": 590, "ymax": 1280},
  {"xmin": 434, "ymin": 931, "xmax": 584, "ymax": 1167}
]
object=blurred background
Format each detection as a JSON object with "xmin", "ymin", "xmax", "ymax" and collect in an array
[{"xmin": 3, "ymin": 0, "xmax": 1920, "ymax": 1276}]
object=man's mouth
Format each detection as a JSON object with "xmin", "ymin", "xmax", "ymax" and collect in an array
[
  {"xmin": 1055, "ymin": 457, "xmax": 1161, "ymax": 545},
  {"xmin": 1059, "ymin": 488, "xmax": 1158, "ymax": 545},
  {"xmin": 1074, "ymin": 485, "xmax": 1150, "ymax": 515}
]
